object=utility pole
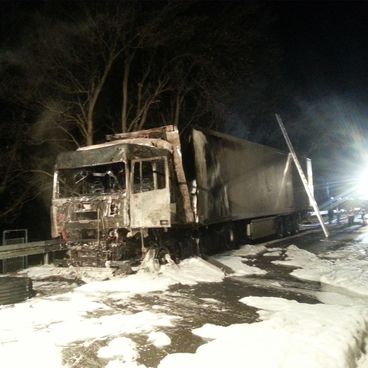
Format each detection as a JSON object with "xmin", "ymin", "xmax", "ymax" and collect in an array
[{"xmin": 275, "ymin": 113, "xmax": 329, "ymax": 238}]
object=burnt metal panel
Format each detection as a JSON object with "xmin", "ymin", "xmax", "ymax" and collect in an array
[
  {"xmin": 192, "ymin": 128, "xmax": 310, "ymax": 225},
  {"xmin": 51, "ymin": 195, "xmax": 129, "ymax": 241},
  {"xmin": 130, "ymin": 188, "xmax": 171, "ymax": 228},
  {"xmin": 108, "ymin": 127, "xmax": 194, "ymax": 224},
  {"xmin": 247, "ymin": 217, "xmax": 278, "ymax": 240},
  {"xmin": 130, "ymin": 156, "xmax": 171, "ymax": 228},
  {"xmin": 56, "ymin": 143, "xmax": 168, "ymax": 169}
]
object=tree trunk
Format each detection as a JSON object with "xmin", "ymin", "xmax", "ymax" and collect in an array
[
  {"xmin": 86, "ymin": 55, "xmax": 116, "ymax": 145},
  {"xmin": 121, "ymin": 58, "xmax": 132, "ymax": 133},
  {"xmin": 86, "ymin": 117, "xmax": 93, "ymax": 146},
  {"xmin": 174, "ymin": 94, "xmax": 183, "ymax": 127},
  {"xmin": 138, "ymin": 105, "xmax": 149, "ymax": 130}
]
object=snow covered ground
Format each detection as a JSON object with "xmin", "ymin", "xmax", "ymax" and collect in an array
[
  {"xmin": 159, "ymin": 297, "xmax": 368, "ymax": 368},
  {"xmin": 273, "ymin": 243, "xmax": 368, "ymax": 299},
  {"xmin": 0, "ymin": 258, "xmax": 224, "ymax": 368},
  {"xmin": 1, "ymin": 229, "xmax": 368, "ymax": 367},
  {"xmin": 213, "ymin": 244, "xmax": 268, "ymax": 276}
]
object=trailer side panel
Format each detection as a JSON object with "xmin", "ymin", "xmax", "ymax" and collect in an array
[{"xmin": 192, "ymin": 128, "xmax": 309, "ymax": 225}]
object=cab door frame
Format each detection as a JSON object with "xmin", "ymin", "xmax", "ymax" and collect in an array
[{"xmin": 129, "ymin": 156, "xmax": 171, "ymax": 228}]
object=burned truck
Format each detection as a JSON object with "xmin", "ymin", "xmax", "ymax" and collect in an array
[{"xmin": 51, "ymin": 125, "xmax": 312, "ymax": 266}]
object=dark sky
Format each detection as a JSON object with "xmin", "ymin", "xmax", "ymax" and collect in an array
[
  {"xmin": 2, "ymin": 2, "xmax": 367, "ymax": 127},
  {"xmin": 279, "ymin": 2, "xmax": 368, "ymax": 101},
  {"xmin": 2, "ymin": 2, "xmax": 367, "ymax": 101}
]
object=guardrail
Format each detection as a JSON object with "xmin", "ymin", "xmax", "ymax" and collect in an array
[
  {"xmin": 0, "ymin": 240, "xmax": 61, "ymax": 273},
  {"xmin": 0, "ymin": 239, "xmax": 61, "ymax": 260}
]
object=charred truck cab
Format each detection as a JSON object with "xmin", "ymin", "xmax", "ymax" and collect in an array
[
  {"xmin": 51, "ymin": 126, "xmax": 192, "ymax": 266},
  {"xmin": 51, "ymin": 125, "xmax": 312, "ymax": 267}
]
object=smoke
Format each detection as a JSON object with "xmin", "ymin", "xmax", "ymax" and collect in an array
[{"xmin": 223, "ymin": 112, "xmax": 251, "ymax": 140}]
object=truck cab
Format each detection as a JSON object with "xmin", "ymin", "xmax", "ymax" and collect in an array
[{"xmin": 51, "ymin": 140, "xmax": 174, "ymax": 264}]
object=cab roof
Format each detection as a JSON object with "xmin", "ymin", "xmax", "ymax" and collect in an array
[{"xmin": 56, "ymin": 143, "xmax": 169, "ymax": 169}]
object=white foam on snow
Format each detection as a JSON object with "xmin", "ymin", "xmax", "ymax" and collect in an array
[
  {"xmin": 3, "ymin": 241, "xmax": 368, "ymax": 368},
  {"xmin": 159, "ymin": 297, "xmax": 368, "ymax": 368},
  {"xmin": 213, "ymin": 255, "xmax": 267, "ymax": 276},
  {"xmin": 78, "ymin": 257, "xmax": 224, "ymax": 297},
  {"xmin": 0, "ymin": 257, "xmax": 223, "ymax": 367},
  {"xmin": 273, "ymin": 244, "xmax": 368, "ymax": 297},
  {"xmin": 213, "ymin": 244, "xmax": 268, "ymax": 276},
  {"xmin": 20, "ymin": 264, "xmax": 115, "ymax": 282},
  {"xmin": 230, "ymin": 244, "xmax": 267, "ymax": 256},
  {"xmin": 147, "ymin": 331, "xmax": 171, "ymax": 347},
  {"xmin": 263, "ymin": 248, "xmax": 283, "ymax": 257},
  {"xmin": 105, "ymin": 360, "xmax": 147, "ymax": 368},
  {"xmin": 158, "ymin": 241, "xmax": 368, "ymax": 368},
  {"xmin": 97, "ymin": 336, "xmax": 138, "ymax": 360}
]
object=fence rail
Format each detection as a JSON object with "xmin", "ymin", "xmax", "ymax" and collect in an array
[{"xmin": 0, "ymin": 239, "xmax": 61, "ymax": 261}]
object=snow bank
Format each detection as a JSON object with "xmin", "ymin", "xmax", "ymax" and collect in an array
[
  {"xmin": 213, "ymin": 254, "xmax": 267, "ymax": 276},
  {"xmin": 272, "ymin": 245, "xmax": 329, "ymax": 281},
  {"xmin": 213, "ymin": 244, "xmax": 268, "ymax": 276},
  {"xmin": 263, "ymin": 248, "xmax": 283, "ymax": 257},
  {"xmin": 159, "ymin": 297, "xmax": 368, "ymax": 368},
  {"xmin": 97, "ymin": 336, "xmax": 139, "ymax": 360},
  {"xmin": 148, "ymin": 331, "xmax": 171, "ymax": 347},
  {"xmin": 274, "ymin": 244, "xmax": 368, "ymax": 296},
  {"xmin": 105, "ymin": 360, "xmax": 147, "ymax": 368},
  {"xmin": 0, "ymin": 301, "xmax": 174, "ymax": 367},
  {"xmin": 0, "ymin": 257, "xmax": 224, "ymax": 368},
  {"xmin": 78, "ymin": 257, "xmax": 224, "ymax": 297},
  {"xmin": 20, "ymin": 264, "xmax": 115, "ymax": 282},
  {"xmin": 230, "ymin": 244, "xmax": 267, "ymax": 256}
]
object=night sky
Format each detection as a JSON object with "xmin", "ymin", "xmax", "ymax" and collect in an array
[
  {"xmin": 277, "ymin": 2, "xmax": 368, "ymax": 198},
  {"xmin": 1, "ymin": 1, "xmax": 368, "ymax": 237},
  {"xmin": 281, "ymin": 2, "xmax": 368, "ymax": 98}
]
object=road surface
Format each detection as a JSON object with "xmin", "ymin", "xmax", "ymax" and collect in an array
[{"xmin": 2, "ymin": 222, "xmax": 368, "ymax": 368}]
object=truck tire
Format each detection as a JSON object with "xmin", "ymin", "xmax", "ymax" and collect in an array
[
  {"xmin": 155, "ymin": 246, "xmax": 172, "ymax": 265},
  {"xmin": 0, "ymin": 277, "xmax": 33, "ymax": 306},
  {"xmin": 220, "ymin": 224, "xmax": 236, "ymax": 250}
]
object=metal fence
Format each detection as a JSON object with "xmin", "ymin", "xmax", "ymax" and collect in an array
[
  {"xmin": 1, "ymin": 229, "xmax": 28, "ymax": 273},
  {"xmin": 2, "ymin": 229, "xmax": 28, "ymax": 245}
]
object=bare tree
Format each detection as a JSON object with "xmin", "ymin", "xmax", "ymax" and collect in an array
[
  {"xmin": 0, "ymin": 1, "xmax": 282, "ymax": 235},
  {"xmin": 0, "ymin": 114, "xmax": 53, "ymax": 224},
  {"xmin": 116, "ymin": 2, "xmax": 197, "ymax": 132},
  {"xmin": 5, "ymin": 3, "xmax": 129, "ymax": 147},
  {"xmin": 113, "ymin": 2, "xmax": 279, "ymax": 134},
  {"xmin": 4, "ymin": 1, "xmax": 278, "ymax": 141}
]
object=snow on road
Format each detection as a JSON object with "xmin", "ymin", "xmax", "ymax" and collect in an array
[
  {"xmin": 160, "ymin": 241, "xmax": 368, "ymax": 368},
  {"xmin": 274, "ymin": 242, "xmax": 368, "ymax": 298},
  {"xmin": 213, "ymin": 244, "xmax": 268, "ymax": 276},
  {"xmin": 159, "ymin": 297, "xmax": 368, "ymax": 368},
  {"xmin": 0, "ymin": 258, "xmax": 224, "ymax": 368},
  {"xmin": 2, "ymin": 239, "xmax": 368, "ymax": 367}
]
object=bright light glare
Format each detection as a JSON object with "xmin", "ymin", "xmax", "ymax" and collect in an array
[{"xmin": 355, "ymin": 168, "xmax": 368, "ymax": 199}]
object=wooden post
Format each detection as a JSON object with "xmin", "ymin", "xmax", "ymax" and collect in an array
[{"xmin": 275, "ymin": 113, "xmax": 329, "ymax": 238}]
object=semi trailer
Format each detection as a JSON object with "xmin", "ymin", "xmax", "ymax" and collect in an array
[{"xmin": 51, "ymin": 125, "xmax": 312, "ymax": 266}]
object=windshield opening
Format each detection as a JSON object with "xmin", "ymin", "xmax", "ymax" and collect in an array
[{"xmin": 57, "ymin": 162, "xmax": 126, "ymax": 198}]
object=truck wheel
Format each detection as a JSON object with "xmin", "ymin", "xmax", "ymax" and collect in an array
[
  {"xmin": 0, "ymin": 277, "xmax": 33, "ymax": 306},
  {"xmin": 277, "ymin": 217, "xmax": 286, "ymax": 238},
  {"xmin": 222, "ymin": 225, "xmax": 236, "ymax": 249},
  {"xmin": 155, "ymin": 246, "xmax": 173, "ymax": 265}
]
